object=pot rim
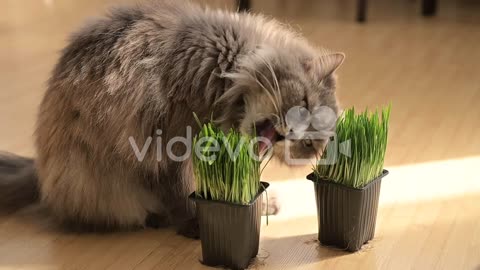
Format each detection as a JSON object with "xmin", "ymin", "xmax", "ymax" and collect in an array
[
  {"xmin": 306, "ymin": 169, "xmax": 389, "ymax": 191},
  {"xmin": 189, "ymin": 181, "xmax": 270, "ymax": 207}
]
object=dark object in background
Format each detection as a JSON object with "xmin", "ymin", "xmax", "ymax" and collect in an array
[
  {"xmin": 237, "ymin": 0, "xmax": 250, "ymax": 12},
  {"xmin": 307, "ymin": 170, "xmax": 389, "ymax": 252},
  {"xmin": 236, "ymin": 0, "xmax": 438, "ymax": 22},
  {"xmin": 357, "ymin": 0, "xmax": 368, "ymax": 22},
  {"xmin": 422, "ymin": 0, "xmax": 437, "ymax": 16},
  {"xmin": 189, "ymin": 182, "xmax": 269, "ymax": 270},
  {"xmin": 357, "ymin": 0, "xmax": 437, "ymax": 22}
]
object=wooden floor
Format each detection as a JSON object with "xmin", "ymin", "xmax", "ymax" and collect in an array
[{"xmin": 1, "ymin": 0, "xmax": 480, "ymax": 269}]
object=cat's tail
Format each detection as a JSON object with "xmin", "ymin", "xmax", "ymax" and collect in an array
[{"xmin": 0, "ymin": 152, "xmax": 39, "ymax": 213}]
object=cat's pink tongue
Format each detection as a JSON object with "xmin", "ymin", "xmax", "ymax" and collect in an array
[{"xmin": 258, "ymin": 127, "xmax": 277, "ymax": 154}]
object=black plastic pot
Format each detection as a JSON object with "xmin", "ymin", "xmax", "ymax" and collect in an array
[
  {"xmin": 307, "ymin": 170, "xmax": 389, "ymax": 252},
  {"xmin": 189, "ymin": 182, "xmax": 269, "ymax": 270}
]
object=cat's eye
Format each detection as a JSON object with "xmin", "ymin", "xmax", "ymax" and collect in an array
[{"xmin": 303, "ymin": 139, "xmax": 313, "ymax": 147}]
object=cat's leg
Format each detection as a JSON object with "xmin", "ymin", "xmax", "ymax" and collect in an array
[
  {"xmin": 262, "ymin": 183, "xmax": 282, "ymax": 216},
  {"xmin": 38, "ymin": 154, "xmax": 162, "ymax": 231},
  {"xmin": 262, "ymin": 186, "xmax": 281, "ymax": 216},
  {"xmin": 155, "ymin": 160, "xmax": 198, "ymax": 238},
  {"xmin": 145, "ymin": 212, "xmax": 170, "ymax": 229}
]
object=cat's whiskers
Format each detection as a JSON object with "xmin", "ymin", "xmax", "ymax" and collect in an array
[
  {"xmin": 249, "ymin": 72, "xmax": 282, "ymax": 122},
  {"xmin": 255, "ymin": 71, "xmax": 282, "ymax": 118},
  {"xmin": 264, "ymin": 61, "xmax": 285, "ymax": 129},
  {"xmin": 253, "ymin": 53, "xmax": 286, "ymax": 129},
  {"xmin": 255, "ymin": 56, "xmax": 282, "ymax": 108},
  {"xmin": 224, "ymin": 70, "xmax": 282, "ymax": 135}
]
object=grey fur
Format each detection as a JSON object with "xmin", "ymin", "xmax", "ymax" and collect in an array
[{"xmin": 0, "ymin": 1, "xmax": 343, "ymax": 233}]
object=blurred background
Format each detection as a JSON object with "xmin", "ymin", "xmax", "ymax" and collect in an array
[
  {"xmin": 0, "ymin": 0, "xmax": 479, "ymax": 269},
  {"xmin": 2, "ymin": 0, "xmax": 479, "ymax": 165}
]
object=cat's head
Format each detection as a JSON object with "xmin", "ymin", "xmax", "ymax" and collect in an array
[{"xmin": 215, "ymin": 45, "xmax": 344, "ymax": 165}]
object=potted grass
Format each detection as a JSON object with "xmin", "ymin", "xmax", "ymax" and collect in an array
[
  {"xmin": 307, "ymin": 106, "xmax": 391, "ymax": 252},
  {"xmin": 189, "ymin": 121, "xmax": 268, "ymax": 270}
]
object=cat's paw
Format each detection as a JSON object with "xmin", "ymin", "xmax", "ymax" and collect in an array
[
  {"xmin": 145, "ymin": 213, "xmax": 169, "ymax": 229},
  {"xmin": 177, "ymin": 217, "xmax": 200, "ymax": 239},
  {"xmin": 262, "ymin": 189, "xmax": 281, "ymax": 216}
]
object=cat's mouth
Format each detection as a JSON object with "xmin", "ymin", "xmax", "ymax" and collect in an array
[{"xmin": 255, "ymin": 119, "xmax": 285, "ymax": 154}]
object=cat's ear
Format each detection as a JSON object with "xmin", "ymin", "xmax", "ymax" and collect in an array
[
  {"xmin": 303, "ymin": 53, "xmax": 345, "ymax": 78},
  {"xmin": 319, "ymin": 53, "xmax": 345, "ymax": 77}
]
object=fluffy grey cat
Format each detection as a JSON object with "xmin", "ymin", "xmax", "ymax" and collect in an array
[{"xmin": 0, "ymin": 1, "xmax": 343, "ymax": 237}]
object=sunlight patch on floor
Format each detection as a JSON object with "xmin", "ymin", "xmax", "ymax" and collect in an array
[{"xmin": 269, "ymin": 156, "xmax": 480, "ymax": 221}]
